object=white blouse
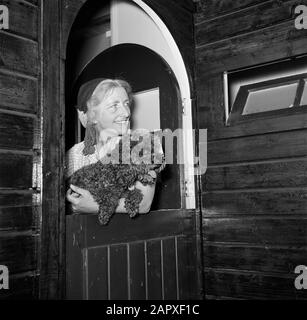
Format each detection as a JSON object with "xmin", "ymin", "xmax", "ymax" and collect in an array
[
  {"xmin": 65, "ymin": 136, "xmax": 121, "ymax": 179},
  {"xmin": 65, "ymin": 131, "xmax": 165, "ymax": 179}
]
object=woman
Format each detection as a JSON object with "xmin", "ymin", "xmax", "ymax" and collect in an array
[{"xmin": 66, "ymin": 78, "xmax": 161, "ymax": 215}]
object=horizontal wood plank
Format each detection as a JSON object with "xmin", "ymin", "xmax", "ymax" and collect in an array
[
  {"xmin": 0, "ymin": 273, "xmax": 38, "ymax": 300},
  {"xmin": 66, "ymin": 209, "xmax": 195, "ymax": 248},
  {"xmin": 203, "ymin": 218, "xmax": 307, "ymax": 245},
  {"xmin": 0, "ymin": 206, "xmax": 37, "ymax": 231},
  {"xmin": 0, "ymin": 32, "xmax": 39, "ymax": 76},
  {"xmin": 0, "ymin": 72, "xmax": 38, "ymax": 112},
  {"xmin": 150, "ymin": 0, "xmax": 195, "ymax": 14},
  {"xmin": 0, "ymin": 234, "xmax": 38, "ymax": 274},
  {"xmin": 0, "ymin": 112, "xmax": 34, "ymax": 150},
  {"xmin": 205, "ymin": 269, "xmax": 307, "ymax": 299},
  {"xmin": 195, "ymin": 0, "xmax": 268, "ymax": 22},
  {"xmin": 23, "ymin": 0, "xmax": 38, "ymax": 6},
  {"xmin": 0, "ymin": 192, "xmax": 32, "ymax": 207},
  {"xmin": 0, "ymin": 153, "xmax": 33, "ymax": 189},
  {"xmin": 208, "ymin": 129, "xmax": 307, "ymax": 165},
  {"xmin": 196, "ymin": 0, "xmax": 302, "ymax": 45},
  {"xmin": 204, "ymin": 244, "xmax": 307, "ymax": 274},
  {"xmin": 204, "ymin": 159, "xmax": 307, "ymax": 191},
  {"xmin": 203, "ymin": 189, "xmax": 307, "ymax": 216},
  {"xmin": 201, "ymin": 109, "xmax": 307, "ymax": 140},
  {"xmin": 1, "ymin": 0, "xmax": 38, "ymax": 40},
  {"xmin": 196, "ymin": 21, "xmax": 307, "ymax": 77}
]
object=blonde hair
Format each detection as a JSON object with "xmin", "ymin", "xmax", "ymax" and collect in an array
[
  {"xmin": 87, "ymin": 79, "xmax": 132, "ymax": 121},
  {"xmin": 83, "ymin": 79, "xmax": 132, "ymax": 155}
]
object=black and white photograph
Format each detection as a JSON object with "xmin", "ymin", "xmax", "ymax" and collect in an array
[{"xmin": 0, "ymin": 0, "xmax": 307, "ymax": 306}]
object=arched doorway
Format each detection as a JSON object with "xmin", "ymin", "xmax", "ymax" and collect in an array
[
  {"xmin": 66, "ymin": 43, "xmax": 182, "ymax": 210},
  {"xmin": 63, "ymin": 0, "xmax": 200, "ymax": 300}
]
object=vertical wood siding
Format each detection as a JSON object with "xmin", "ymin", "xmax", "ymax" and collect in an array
[{"xmin": 195, "ymin": 0, "xmax": 307, "ymax": 299}]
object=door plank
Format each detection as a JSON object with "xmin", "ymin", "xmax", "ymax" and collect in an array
[
  {"xmin": 162, "ymin": 237, "xmax": 178, "ymax": 300},
  {"xmin": 109, "ymin": 244, "xmax": 128, "ymax": 300},
  {"xmin": 87, "ymin": 246, "xmax": 108, "ymax": 300},
  {"xmin": 147, "ymin": 240, "xmax": 163, "ymax": 300},
  {"xmin": 129, "ymin": 242, "xmax": 146, "ymax": 300},
  {"xmin": 81, "ymin": 210, "xmax": 192, "ymax": 247},
  {"xmin": 66, "ymin": 216, "xmax": 84, "ymax": 300}
]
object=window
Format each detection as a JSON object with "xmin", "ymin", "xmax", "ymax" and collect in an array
[{"xmin": 225, "ymin": 56, "xmax": 307, "ymax": 125}]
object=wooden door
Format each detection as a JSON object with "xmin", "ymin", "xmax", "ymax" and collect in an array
[{"xmin": 66, "ymin": 44, "xmax": 200, "ymax": 299}]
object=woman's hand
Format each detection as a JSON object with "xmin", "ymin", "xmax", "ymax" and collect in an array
[
  {"xmin": 115, "ymin": 171, "xmax": 157, "ymax": 214},
  {"xmin": 66, "ymin": 184, "xmax": 99, "ymax": 214}
]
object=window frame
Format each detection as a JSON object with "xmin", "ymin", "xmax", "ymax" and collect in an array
[{"xmin": 227, "ymin": 72, "xmax": 307, "ymax": 125}]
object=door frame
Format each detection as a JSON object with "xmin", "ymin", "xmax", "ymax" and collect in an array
[{"xmin": 40, "ymin": 0, "xmax": 201, "ymax": 299}]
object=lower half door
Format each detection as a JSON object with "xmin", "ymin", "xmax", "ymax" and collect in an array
[{"xmin": 66, "ymin": 209, "xmax": 199, "ymax": 300}]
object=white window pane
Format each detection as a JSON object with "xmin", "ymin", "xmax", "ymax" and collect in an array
[
  {"xmin": 242, "ymin": 82, "xmax": 298, "ymax": 115},
  {"xmin": 132, "ymin": 88, "xmax": 160, "ymax": 131},
  {"xmin": 300, "ymin": 79, "xmax": 307, "ymax": 106}
]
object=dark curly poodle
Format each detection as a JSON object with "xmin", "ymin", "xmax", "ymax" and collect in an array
[{"xmin": 69, "ymin": 130, "xmax": 164, "ymax": 225}]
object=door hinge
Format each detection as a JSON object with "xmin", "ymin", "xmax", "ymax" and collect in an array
[{"xmin": 182, "ymin": 98, "xmax": 186, "ymax": 114}]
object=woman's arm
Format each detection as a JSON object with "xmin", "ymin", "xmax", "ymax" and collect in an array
[
  {"xmin": 67, "ymin": 171, "xmax": 157, "ymax": 215},
  {"xmin": 115, "ymin": 180, "xmax": 156, "ymax": 214}
]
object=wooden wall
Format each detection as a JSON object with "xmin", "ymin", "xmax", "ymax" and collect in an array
[
  {"xmin": 195, "ymin": 0, "xmax": 307, "ymax": 299},
  {"xmin": 0, "ymin": 0, "xmax": 64, "ymax": 300},
  {"xmin": 0, "ymin": 0, "xmax": 40, "ymax": 299}
]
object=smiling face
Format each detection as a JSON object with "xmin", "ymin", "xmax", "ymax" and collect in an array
[{"xmin": 89, "ymin": 85, "xmax": 131, "ymax": 137}]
